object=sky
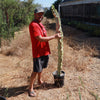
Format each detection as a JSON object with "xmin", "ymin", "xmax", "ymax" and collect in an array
[
  {"xmin": 20, "ymin": 0, "xmax": 57, "ymax": 8},
  {"xmin": 34, "ymin": 0, "xmax": 57, "ymax": 7}
]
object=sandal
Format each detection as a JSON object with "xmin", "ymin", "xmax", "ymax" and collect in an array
[{"xmin": 28, "ymin": 91, "xmax": 36, "ymax": 97}]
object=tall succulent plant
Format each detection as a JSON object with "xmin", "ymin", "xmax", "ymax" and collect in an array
[{"xmin": 51, "ymin": 5, "xmax": 63, "ymax": 76}]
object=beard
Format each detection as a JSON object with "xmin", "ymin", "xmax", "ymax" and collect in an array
[
  {"xmin": 34, "ymin": 16, "xmax": 43, "ymax": 23},
  {"xmin": 38, "ymin": 17, "xmax": 43, "ymax": 22}
]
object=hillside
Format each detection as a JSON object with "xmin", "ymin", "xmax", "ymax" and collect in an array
[{"xmin": 0, "ymin": 18, "xmax": 100, "ymax": 100}]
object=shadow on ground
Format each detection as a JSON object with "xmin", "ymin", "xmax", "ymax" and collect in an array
[
  {"xmin": 0, "ymin": 83, "xmax": 57, "ymax": 98},
  {"xmin": 34, "ymin": 82, "xmax": 57, "ymax": 90},
  {"xmin": 0, "ymin": 85, "xmax": 28, "ymax": 97}
]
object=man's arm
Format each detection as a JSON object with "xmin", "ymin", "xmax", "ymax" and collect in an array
[{"xmin": 36, "ymin": 33, "xmax": 61, "ymax": 42}]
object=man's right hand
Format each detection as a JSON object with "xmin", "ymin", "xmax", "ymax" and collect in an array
[{"xmin": 54, "ymin": 33, "xmax": 61, "ymax": 39}]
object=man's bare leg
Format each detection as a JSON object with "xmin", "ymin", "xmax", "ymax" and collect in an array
[
  {"xmin": 38, "ymin": 72, "xmax": 43, "ymax": 84},
  {"xmin": 29, "ymin": 71, "xmax": 37, "ymax": 96}
]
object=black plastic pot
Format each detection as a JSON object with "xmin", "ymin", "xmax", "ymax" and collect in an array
[
  {"xmin": 0, "ymin": 96, "xmax": 6, "ymax": 100},
  {"xmin": 52, "ymin": 70, "xmax": 65, "ymax": 87}
]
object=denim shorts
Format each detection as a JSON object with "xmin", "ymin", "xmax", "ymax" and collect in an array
[{"xmin": 33, "ymin": 55, "xmax": 49, "ymax": 72}]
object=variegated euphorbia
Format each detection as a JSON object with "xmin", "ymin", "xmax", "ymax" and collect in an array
[{"xmin": 51, "ymin": 5, "xmax": 63, "ymax": 76}]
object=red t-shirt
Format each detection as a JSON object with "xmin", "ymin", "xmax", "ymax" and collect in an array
[{"xmin": 29, "ymin": 21, "xmax": 51, "ymax": 58}]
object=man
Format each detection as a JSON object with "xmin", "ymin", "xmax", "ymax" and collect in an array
[{"xmin": 29, "ymin": 7, "xmax": 61, "ymax": 97}]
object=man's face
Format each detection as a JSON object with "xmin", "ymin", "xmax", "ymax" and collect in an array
[{"xmin": 34, "ymin": 12, "xmax": 44, "ymax": 22}]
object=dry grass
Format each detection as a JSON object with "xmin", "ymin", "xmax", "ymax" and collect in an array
[
  {"xmin": 0, "ymin": 19, "xmax": 98, "ymax": 72},
  {"xmin": 0, "ymin": 18, "xmax": 100, "ymax": 100},
  {"xmin": 1, "ymin": 26, "xmax": 31, "ymax": 57},
  {"xmin": 63, "ymin": 37, "xmax": 96, "ymax": 71}
]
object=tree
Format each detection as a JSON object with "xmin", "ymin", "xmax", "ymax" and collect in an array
[
  {"xmin": 0, "ymin": 0, "xmax": 40, "ymax": 47},
  {"xmin": 0, "ymin": 0, "xmax": 19, "ymax": 39},
  {"xmin": 45, "ymin": 0, "xmax": 63, "ymax": 18},
  {"xmin": 53, "ymin": 0, "xmax": 62, "ymax": 11}
]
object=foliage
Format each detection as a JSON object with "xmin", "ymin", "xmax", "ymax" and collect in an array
[
  {"xmin": 61, "ymin": 18, "xmax": 100, "ymax": 37},
  {"xmin": 45, "ymin": 0, "xmax": 63, "ymax": 18},
  {"xmin": 44, "ymin": 8, "xmax": 53, "ymax": 18},
  {"xmin": 0, "ymin": 0, "xmax": 40, "ymax": 47},
  {"xmin": 53, "ymin": 0, "xmax": 62, "ymax": 11}
]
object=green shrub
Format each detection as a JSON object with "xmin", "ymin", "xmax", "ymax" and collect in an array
[
  {"xmin": 93, "ymin": 29, "xmax": 100, "ymax": 36},
  {"xmin": 61, "ymin": 18, "xmax": 100, "ymax": 37},
  {"xmin": 0, "ymin": 0, "xmax": 36, "ymax": 41}
]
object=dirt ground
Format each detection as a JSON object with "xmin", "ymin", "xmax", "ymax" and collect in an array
[{"xmin": 0, "ymin": 18, "xmax": 100, "ymax": 100}]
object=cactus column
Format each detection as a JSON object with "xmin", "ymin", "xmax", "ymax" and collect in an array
[{"xmin": 51, "ymin": 5, "xmax": 63, "ymax": 76}]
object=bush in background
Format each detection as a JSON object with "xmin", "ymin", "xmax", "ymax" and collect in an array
[
  {"xmin": 61, "ymin": 18, "xmax": 100, "ymax": 37},
  {"xmin": 0, "ymin": 0, "xmax": 40, "ymax": 47}
]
